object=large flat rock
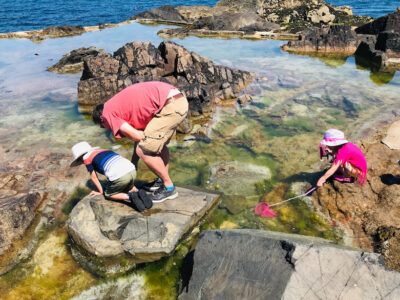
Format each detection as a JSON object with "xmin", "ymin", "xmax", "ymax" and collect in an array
[
  {"xmin": 66, "ymin": 187, "xmax": 219, "ymax": 263},
  {"xmin": 179, "ymin": 229, "xmax": 400, "ymax": 300},
  {"xmin": 382, "ymin": 120, "xmax": 400, "ymax": 149}
]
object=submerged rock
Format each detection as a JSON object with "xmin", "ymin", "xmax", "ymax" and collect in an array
[
  {"xmin": 179, "ymin": 229, "xmax": 400, "ymax": 299},
  {"xmin": 208, "ymin": 161, "xmax": 271, "ymax": 196},
  {"xmin": 77, "ymin": 41, "xmax": 254, "ymax": 118},
  {"xmin": 66, "ymin": 187, "xmax": 219, "ymax": 276}
]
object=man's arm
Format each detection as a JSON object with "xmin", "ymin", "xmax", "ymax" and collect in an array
[{"xmin": 118, "ymin": 122, "xmax": 144, "ymax": 142}]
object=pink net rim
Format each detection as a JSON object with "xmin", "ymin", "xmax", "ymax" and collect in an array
[{"xmin": 254, "ymin": 202, "xmax": 277, "ymax": 218}]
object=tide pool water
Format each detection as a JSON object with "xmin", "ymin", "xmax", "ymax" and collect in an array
[{"xmin": 0, "ymin": 3, "xmax": 399, "ymax": 299}]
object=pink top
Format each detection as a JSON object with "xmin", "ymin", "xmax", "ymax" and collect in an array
[
  {"xmin": 334, "ymin": 142, "xmax": 367, "ymax": 184},
  {"xmin": 102, "ymin": 81, "xmax": 176, "ymax": 137}
]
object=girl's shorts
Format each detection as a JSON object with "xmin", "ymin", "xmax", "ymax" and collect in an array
[{"xmin": 343, "ymin": 161, "xmax": 362, "ymax": 178}]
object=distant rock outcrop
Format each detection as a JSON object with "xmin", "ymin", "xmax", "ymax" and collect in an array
[
  {"xmin": 179, "ymin": 229, "xmax": 400, "ymax": 299},
  {"xmin": 77, "ymin": 41, "xmax": 254, "ymax": 117},
  {"xmin": 282, "ymin": 9, "xmax": 400, "ymax": 71},
  {"xmin": 132, "ymin": 0, "xmax": 371, "ymax": 39},
  {"xmin": 66, "ymin": 188, "xmax": 219, "ymax": 276}
]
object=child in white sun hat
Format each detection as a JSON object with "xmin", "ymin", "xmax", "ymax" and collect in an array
[
  {"xmin": 70, "ymin": 141, "xmax": 152, "ymax": 212},
  {"xmin": 317, "ymin": 129, "xmax": 367, "ymax": 186}
]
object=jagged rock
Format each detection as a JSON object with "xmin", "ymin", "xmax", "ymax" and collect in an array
[
  {"xmin": 354, "ymin": 9, "xmax": 400, "ymax": 70},
  {"xmin": 66, "ymin": 188, "xmax": 219, "ymax": 275},
  {"xmin": 282, "ymin": 25, "xmax": 362, "ymax": 54},
  {"xmin": 130, "ymin": 5, "xmax": 187, "ymax": 24},
  {"xmin": 77, "ymin": 41, "xmax": 254, "ymax": 118},
  {"xmin": 356, "ymin": 9, "xmax": 400, "ymax": 35},
  {"xmin": 47, "ymin": 47, "xmax": 102, "ymax": 74},
  {"xmin": 179, "ymin": 229, "xmax": 400, "ymax": 299}
]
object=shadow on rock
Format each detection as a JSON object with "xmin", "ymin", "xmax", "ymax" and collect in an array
[{"xmin": 380, "ymin": 174, "xmax": 400, "ymax": 185}]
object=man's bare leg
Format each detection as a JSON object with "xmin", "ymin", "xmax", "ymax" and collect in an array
[
  {"xmin": 131, "ymin": 141, "xmax": 140, "ymax": 169},
  {"xmin": 136, "ymin": 146, "xmax": 173, "ymax": 187}
]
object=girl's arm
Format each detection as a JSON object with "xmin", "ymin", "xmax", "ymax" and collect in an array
[
  {"xmin": 317, "ymin": 162, "xmax": 340, "ymax": 187},
  {"xmin": 89, "ymin": 170, "xmax": 103, "ymax": 196}
]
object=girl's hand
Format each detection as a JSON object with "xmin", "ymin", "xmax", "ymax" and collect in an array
[
  {"xmin": 90, "ymin": 190, "xmax": 102, "ymax": 197},
  {"xmin": 317, "ymin": 178, "xmax": 326, "ymax": 187}
]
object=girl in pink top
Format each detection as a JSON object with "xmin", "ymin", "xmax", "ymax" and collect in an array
[{"xmin": 317, "ymin": 129, "xmax": 367, "ymax": 186}]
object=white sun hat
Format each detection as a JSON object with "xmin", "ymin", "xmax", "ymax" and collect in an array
[
  {"xmin": 70, "ymin": 141, "xmax": 100, "ymax": 167},
  {"xmin": 319, "ymin": 129, "xmax": 348, "ymax": 158},
  {"xmin": 320, "ymin": 129, "xmax": 348, "ymax": 146}
]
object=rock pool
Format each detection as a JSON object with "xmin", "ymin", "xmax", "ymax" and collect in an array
[{"xmin": 0, "ymin": 22, "xmax": 399, "ymax": 298}]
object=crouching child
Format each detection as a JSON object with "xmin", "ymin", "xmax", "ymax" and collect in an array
[{"xmin": 70, "ymin": 141, "xmax": 151, "ymax": 211}]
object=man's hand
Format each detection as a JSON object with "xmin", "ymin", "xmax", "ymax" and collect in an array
[
  {"xmin": 119, "ymin": 122, "xmax": 144, "ymax": 142},
  {"xmin": 90, "ymin": 190, "xmax": 102, "ymax": 197}
]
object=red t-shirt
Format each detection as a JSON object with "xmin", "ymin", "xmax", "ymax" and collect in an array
[{"xmin": 102, "ymin": 81, "xmax": 176, "ymax": 137}]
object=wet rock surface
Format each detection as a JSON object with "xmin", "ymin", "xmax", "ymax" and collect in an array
[
  {"xmin": 47, "ymin": 47, "xmax": 102, "ymax": 74},
  {"xmin": 77, "ymin": 41, "xmax": 254, "ymax": 117},
  {"xmin": 66, "ymin": 188, "xmax": 219, "ymax": 275},
  {"xmin": 179, "ymin": 229, "xmax": 400, "ymax": 300},
  {"xmin": 0, "ymin": 148, "xmax": 88, "ymax": 274},
  {"xmin": 313, "ymin": 126, "xmax": 400, "ymax": 271}
]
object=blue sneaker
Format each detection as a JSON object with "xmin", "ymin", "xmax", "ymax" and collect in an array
[{"xmin": 150, "ymin": 185, "xmax": 178, "ymax": 203}]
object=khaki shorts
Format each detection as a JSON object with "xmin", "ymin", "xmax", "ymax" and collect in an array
[
  {"xmin": 104, "ymin": 169, "xmax": 136, "ymax": 197},
  {"xmin": 139, "ymin": 96, "xmax": 188, "ymax": 155}
]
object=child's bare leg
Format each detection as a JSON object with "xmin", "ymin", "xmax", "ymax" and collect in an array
[{"xmin": 107, "ymin": 193, "xmax": 129, "ymax": 201}]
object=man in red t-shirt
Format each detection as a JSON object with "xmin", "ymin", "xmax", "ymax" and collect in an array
[{"xmin": 92, "ymin": 81, "xmax": 188, "ymax": 203}]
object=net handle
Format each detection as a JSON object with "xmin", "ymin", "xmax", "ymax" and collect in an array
[{"xmin": 269, "ymin": 187, "xmax": 317, "ymax": 207}]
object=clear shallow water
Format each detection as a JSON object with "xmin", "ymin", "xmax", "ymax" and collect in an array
[
  {"xmin": 0, "ymin": 18, "xmax": 400, "ymax": 300},
  {"xmin": 1, "ymin": 0, "xmax": 399, "ymax": 33}
]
